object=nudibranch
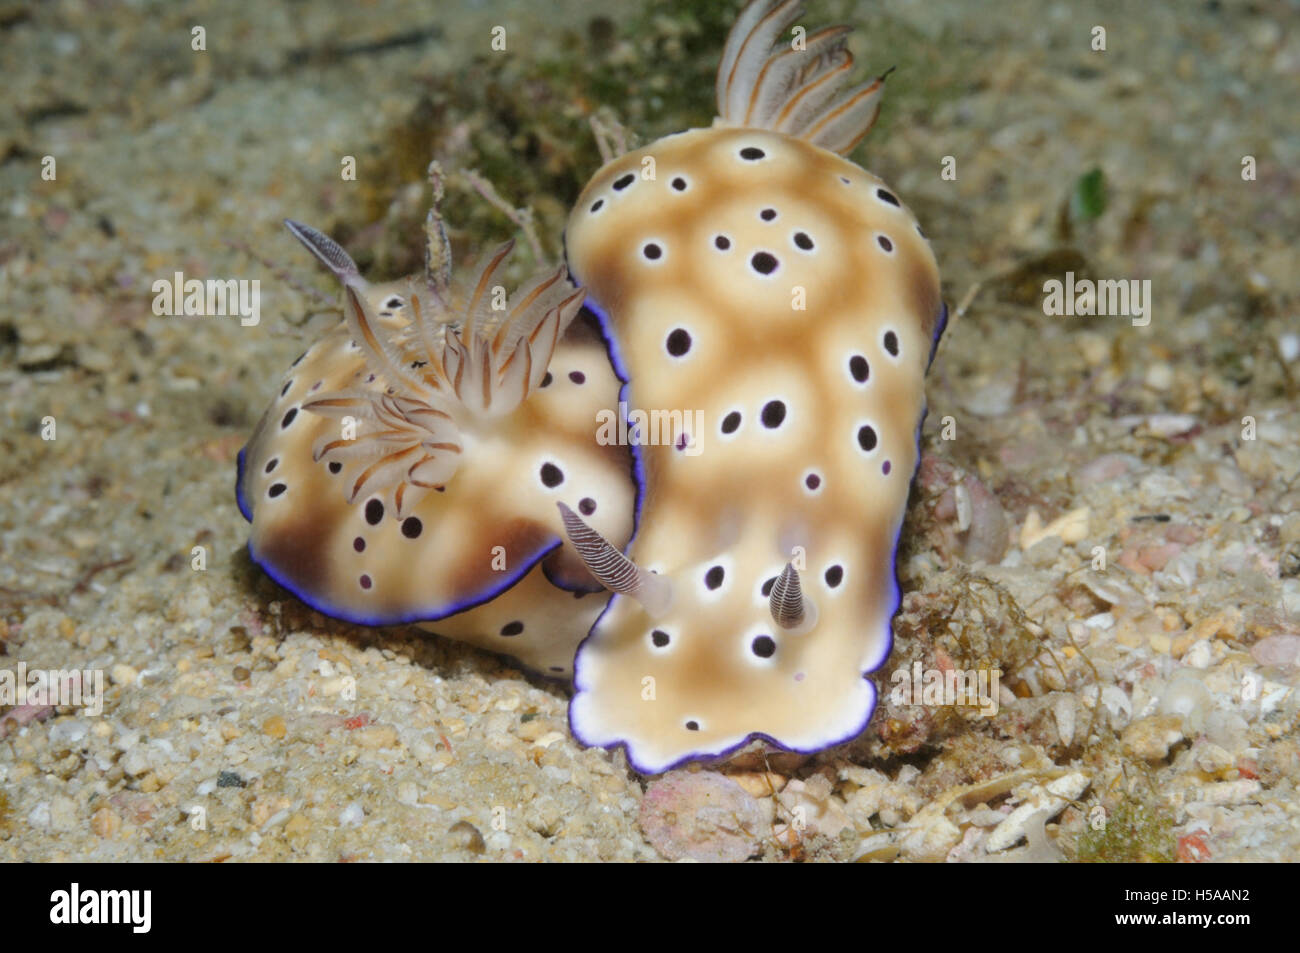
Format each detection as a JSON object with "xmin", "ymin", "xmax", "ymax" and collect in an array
[
  {"xmin": 561, "ymin": 0, "xmax": 947, "ymax": 771},
  {"xmin": 237, "ymin": 220, "xmax": 637, "ymax": 675}
]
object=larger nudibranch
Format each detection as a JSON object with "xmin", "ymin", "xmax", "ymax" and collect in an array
[
  {"xmin": 561, "ymin": 0, "xmax": 946, "ymax": 772},
  {"xmin": 237, "ymin": 219, "xmax": 637, "ymax": 675}
]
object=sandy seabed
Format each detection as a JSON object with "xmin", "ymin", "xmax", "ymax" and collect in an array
[{"xmin": 1, "ymin": 0, "xmax": 1297, "ymax": 862}]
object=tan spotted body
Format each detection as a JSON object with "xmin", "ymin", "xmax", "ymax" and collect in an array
[
  {"xmin": 239, "ymin": 224, "xmax": 635, "ymax": 675},
  {"xmin": 559, "ymin": 0, "xmax": 944, "ymax": 771}
]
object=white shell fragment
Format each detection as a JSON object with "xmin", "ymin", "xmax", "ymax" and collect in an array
[{"xmin": 984, "ymin": 772, "xmax": 1090, "ymax": 853}]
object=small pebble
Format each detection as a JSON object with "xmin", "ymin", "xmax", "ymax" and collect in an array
[
  {"xmin": 1020, "ymin": 507, "xmax": 1089, "ymax": 549},
  {"xmin": 1078, "ymin": 453, "xmax": 1137, "ymax": 485},
  {"xmin": 639, "ymin": 771, "xmax": 765, "ymax": 863},
  {"xmin": 1194, "ymin": 743, "xmax": 1234, "ymax": 777},
  {"xmin": 339, "ymin": 802, "xmax": 365, "ymax": 826},
  {"xmin": 110, "ymin": 664, "xmax": 138, "ymax": 687},
  {"xmin": 1160, "ymin": 676, "xmax": 1212, "ymax": 732},
  {"xmin": 1144, "ymin": 363, "xmax": 1174, "ymax": 390},
  {"xmin": 1122, "ymin": 714, "xmax": 1185, "ymax": 762},
  {"xmin": 1252, "ymin": 634, "xmax": 1300, "ymax": 668},
  {"xmin": 447, "ymin": 820, "xmax": 486, "ymax": 854},
  {"xmin": 90, "ymin": 806, "xmax": 121, "ymax": 838},
  {"xmin": 1142, "ymin": 414, "xmax": 1198, "ymax": 438},
  {"xmin": 262, "ymin": 715, "xmax": 286, "ymax": 740},
  {"xmin": 1184, "ymin": 640, "xmax": 1214, "ymax": 669},
  {"xmin": 966, "ymin": 379, "xmax": 1015, "ymax": 417},
  {"xmin": 120, "ymin": 746, "xmax": 151, "ymax": 778},
  {"xmin": 354, "ymin": 726, "xmax": 398, "ymax": 749}
]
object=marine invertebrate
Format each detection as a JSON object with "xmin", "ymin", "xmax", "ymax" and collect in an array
[
  {"xmin": 237, "ymin": 217, "xmax": 637, "ymax": 675},
  {"xmin": 560, "ymin": 0, "xmax": 946, "ymax": 772}
]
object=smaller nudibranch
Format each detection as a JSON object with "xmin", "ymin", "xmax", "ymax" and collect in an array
[
  {"xmin": 237, "ymin": 219, "xmax": 637, "ymax": 674},
  {"xmin": 560, "ymin": 0, "xmax": 946, "ymax": 772}
]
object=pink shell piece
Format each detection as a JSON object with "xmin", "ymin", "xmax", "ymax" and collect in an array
[{"xmin": 639, "ymin": 771, "xmax": 766, "ymax": 862}]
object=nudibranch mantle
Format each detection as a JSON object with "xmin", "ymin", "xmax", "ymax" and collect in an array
[
  {"xmin": 561, "ymin": 0, "xmax": 944, "ymax": 773},
  {"xmin": 238, "ymin": 221, "xmax": 637, "ymax": 676}
]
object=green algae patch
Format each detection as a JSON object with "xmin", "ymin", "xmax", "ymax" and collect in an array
[{"xmin": 1076, "ymin": 790, "xmax": 1177, "ymax": 863}]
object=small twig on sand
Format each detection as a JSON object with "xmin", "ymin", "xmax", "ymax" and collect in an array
[
  {"xmin": 954, "ymin": 280, "xmax": 984, "ymax": 322},
  {"xmin": 70, "ymin": 556, "xmax": 134, "ymax": 596},
  {"xmin": 0, "ymin": 555, "xmax": 134, "ymax": 608},
  {"xmin": 460, "ymin": 169, "xmax": 547, "ymax": 266},
  {"xmin": 424, "ymin": 160, "xmax": 453, "ymax": 300},
  {"xmin": 589, "ymin": 109, "xmax": 632, "ymax": 163}
]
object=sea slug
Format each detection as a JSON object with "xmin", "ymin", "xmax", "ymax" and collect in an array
[{"xmin": 559, "ymin": 0, "xmax": 947, "ymax": 772}]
